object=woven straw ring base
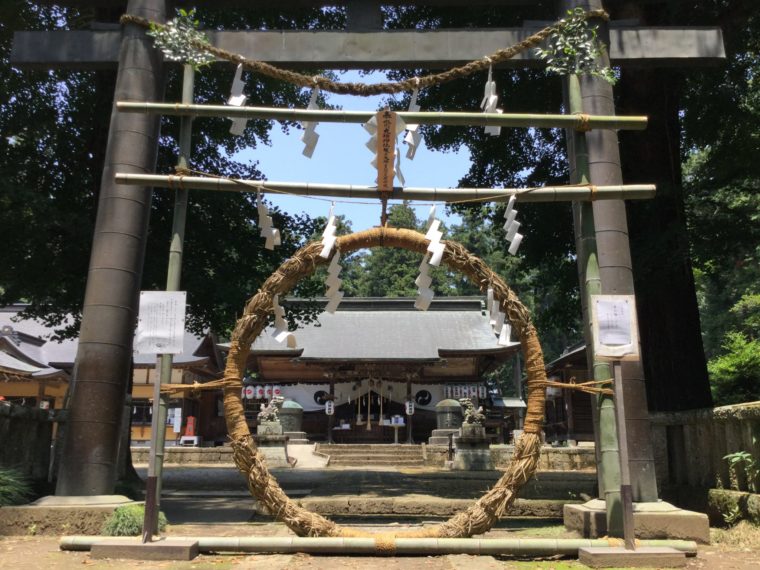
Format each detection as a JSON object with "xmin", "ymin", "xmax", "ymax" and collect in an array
[{"xmin": 220, "ymin": 228, "xmax": 548, "ymax": 539}]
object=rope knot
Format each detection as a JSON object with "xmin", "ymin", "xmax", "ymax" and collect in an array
[{"xmin": 574, "ymin": 112, "xmax": 592, "ymax": 132}]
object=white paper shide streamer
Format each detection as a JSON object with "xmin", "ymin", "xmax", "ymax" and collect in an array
[
  {"xmin": 227, "ymin": 64, "xmax": 248, "ymax": 136},
  {"xmin": 300, "ymin": 87, "xmax": 321, "ymax": 158},
  {"xmin": 414, "ymin": 206, "xmax": 445, "ymax": 311},
  {"xmin": 487, "ymin": 287, "xmax": 518, "ymax": 347},
  {"xmin": 480, "ymin": 64, "xmax": 503, "ymax": 136},
  {"xmin": 502, "ymin": 195, "xmax": 523, "ymax": 255},
  {"xmin": 257, "ymin": 191, "xmax": 281, "ymax": 250},
  {"xmin": 272, "ymin": 294, "xmax": 296, "ymax": 348},
  {"xmin": 320, "ymin": 203, "xmax": 337, "ymax": 259},
  {"xmin": 404, "ymin": 88, "xmax": 422, "ymax": 160},
  {"xmin": 324, "ymin": 252, "xmax": 344, "ymax": 314}
]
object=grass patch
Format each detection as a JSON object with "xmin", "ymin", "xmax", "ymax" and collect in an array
[
  {"xmin": 0, "ymin": 468, "xmax": 32, "ymax": 506},
  {"xmin": 503, "ymin": 560, "xmax": 582, "ymax": 569},
  {"xmin": 711, "ymin": 520, "xmax": 760, "ymax": 550},
  {"xmin": 102, "ymin": 504, "xmax": 167, "ymax": 536}
]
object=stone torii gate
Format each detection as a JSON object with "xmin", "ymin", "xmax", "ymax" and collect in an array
[{"xmin": 12, "ymin": 0, "xmax": 723, "ymax": 532}]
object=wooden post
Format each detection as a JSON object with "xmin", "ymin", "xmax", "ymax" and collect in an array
[
  {"xmin": 406, "ymin": 376, "xmax": 413, "ymax": 444},
  {"xmin": 327, "ymin": 376, "xmax": 335, "ymax": 444},
  {"xmin": 613, "ymin": 361, "xmax": 636, "ymax": 550}
]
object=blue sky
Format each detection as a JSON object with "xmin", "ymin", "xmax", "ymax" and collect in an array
[{"xmin": 235, "ymin": 71, "xmax": 471, "ymax": 230}]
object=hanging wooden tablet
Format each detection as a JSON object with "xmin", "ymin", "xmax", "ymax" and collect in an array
[{"xmin": 376, "ymin": 109, "xmax": 396, "ymax": 193}]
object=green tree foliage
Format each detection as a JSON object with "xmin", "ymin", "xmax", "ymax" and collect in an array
[
  {"xmin": 0, "ymin": 3, "xmax": 343, "ymax": 337},
  {"xmin": 337, "ymin": 204, "xmax": 452, "ymax": 297},
  {"xmin": 709, "ymin": 332, "xmax": 760, "ymax": 406},
  {"xmin": 677, "ymin": 1, "xmax": 760, "ymax": 403},
  {"xmin": 708, "ymin": 294, "xmax": 760, "ymax": 406},
  {"xmin": 381, "ymin": 7, "xmax": 580, "ymax": 360}
]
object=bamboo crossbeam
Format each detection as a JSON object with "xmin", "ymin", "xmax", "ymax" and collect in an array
[
  {"xmin": 116, "ymin": 102, "xmax": 648, "ymax": 131},
  {"xmin": 61, "ymin": 535, "xmax": 698, "ymax": 556},
  {"xmin": 114, "ymin": 173, "xmax": 656, "ymax": 203}
]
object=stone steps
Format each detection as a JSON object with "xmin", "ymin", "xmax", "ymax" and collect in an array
[
  {"xmin": 317, "ymin": 444, "xmax": 424, "ymax": 466},
  {"xmin": 260, "ymin": 497, "xmax": 576, "ymax": 518},
  {"xmin": 329, "ymin": 456, "xmax": 425, "ymax": 466}
]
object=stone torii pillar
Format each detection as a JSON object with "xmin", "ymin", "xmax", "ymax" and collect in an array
[
  {"xmin": 58, "ymin": 0, "xmax": 165, "ymax": 496},
  {"xmin": 10, "ymin": 1, "xmax": 724, "ymax": 499}
]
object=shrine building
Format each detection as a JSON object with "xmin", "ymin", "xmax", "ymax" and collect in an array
[{"xmin": 220, "ymin": 297, "xmax": 526, "ymax": 444}]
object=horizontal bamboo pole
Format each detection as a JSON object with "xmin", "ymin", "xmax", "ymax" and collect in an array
[
  {"xmin": 114, "ymin": 173, "xmax": 656, "ymax": 203},
  {"xmin": 117, "ymin": 102, "xmax": 648, "ymax": 131},
  {"xmin": 60, "ymin": 535, "xmax": 698, "ymax": 556}
]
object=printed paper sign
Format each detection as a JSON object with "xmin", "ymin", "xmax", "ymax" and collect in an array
[
  {"xmin": 135, "ymin": 291, "xmax": 187, "ymax": 355},
  {"xmin": 591, "ymin": 295, "xmax": 639, "ymax": 360}
]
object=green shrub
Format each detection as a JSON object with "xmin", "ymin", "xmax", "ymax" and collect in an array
[
  {"xmin": 102, "ymin": 504, "xmax": 168, "ymax": 536},
  {"xmin": 0, "ymin": 468, "xmax": 32, "ymax": 506},
  {"xmin": 708, "ymin": 332, "xmax": 760, "ymax": 405}
]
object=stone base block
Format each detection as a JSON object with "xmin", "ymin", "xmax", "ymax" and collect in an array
[
  {"xmin": 578, "ymin": 546, "xmax": 686, "ymax": 568},
  {"xmin": 0, "ymin": 497, "xmax": 138, "ymax": 536},
  {"xmin": 428, "ymin": 429, "xmax": 459, "ymax": 446},
  {"xmin": 284, "ymin": 431, "xmax": 309, "ymax": 444},
  {"xmin": 257, "ymin": 422, "xmax": 283, "ymax": 435},
  {"xmin": 91, "ymin": 538, "xmax": 199, "ymax": 561},
  {"xmin": 564, "ymin": 499, "xmax": 710, "ymax": 544},
  {"xmin": 453, "ymin": 448, "xmax": 494, "ymax": 470}
]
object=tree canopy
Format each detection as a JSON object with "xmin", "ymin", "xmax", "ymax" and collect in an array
[{"xmin": 2, "ymin": 1, "xmax": 758, "ymax": 407}]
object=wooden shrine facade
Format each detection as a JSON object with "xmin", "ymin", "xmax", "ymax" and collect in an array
[{"xmin": 220, "ymin": 297, "xmax": 522, "ymax": 443}]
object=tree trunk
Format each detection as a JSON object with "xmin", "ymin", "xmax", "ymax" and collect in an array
[{"xmin": 618, "ymin": 68, "xmax": 712, "ymax": 411}]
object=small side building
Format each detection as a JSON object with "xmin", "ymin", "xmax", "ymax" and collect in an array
[
  {"xmin": 0, "ymin": 304, "xmax": 223, "ymax": 446},
  {"xmin": 544, "ymin": 342, "xmax": 595, "ymax": 445}
]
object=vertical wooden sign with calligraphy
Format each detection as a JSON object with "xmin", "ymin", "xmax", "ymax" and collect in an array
[{"xmin": 376, "ymin": 109, "xmax": 396, "ymax": 193}]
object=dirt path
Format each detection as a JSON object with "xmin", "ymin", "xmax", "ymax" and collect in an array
[{"xmin": 2, "ymin": 522, "xmax": 759, "ymax": 569}]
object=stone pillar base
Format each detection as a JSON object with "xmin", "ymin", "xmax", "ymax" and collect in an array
[
  {"xmin": 578, "ymin": 546, "xmax": 686, "ymax": 568},
  {"xmin": 564, "ymin": 499, "xmax": 710, "ymax": 544},
  {"xmin": 284, "ymin": 431, "xmax": 309, "ymax": 444}
]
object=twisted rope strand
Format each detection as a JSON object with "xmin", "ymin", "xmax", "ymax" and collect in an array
[{"xmin": 120, "ymin": 9, "xmax": 609, "ymax": 97}]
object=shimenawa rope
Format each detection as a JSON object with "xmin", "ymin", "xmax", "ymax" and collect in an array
[{"xmin": 119, "ymin": 9, "xmax": 609, "ymax": 97}]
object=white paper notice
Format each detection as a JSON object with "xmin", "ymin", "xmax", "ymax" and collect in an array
[
  {"xmin": 592, "ymin": 295, "xmax": 639, "ymax": 359},
  {"xmin": 171, "ymin": 407, "xmax": 182, "ymax": 433},
  {"xmin": 135, "ymin": 291, "xmax": 187, "ymax": 355}
]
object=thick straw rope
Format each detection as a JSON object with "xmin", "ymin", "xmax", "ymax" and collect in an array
[
  {"xmin": 120, "ymin": 9, "xmax": 608, "ymax": 97},
  {"xmin": 220, "ymin": 228, "xmax": 548, "ymax": 539}
]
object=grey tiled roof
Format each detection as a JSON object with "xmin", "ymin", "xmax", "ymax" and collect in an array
[
  {"xmin": 250, "ymin": 297, "xmax": 515, "ymax": 361},
  {"xmin": 0, "ymin": 305, "xmax": 209, "ymax": 368}
]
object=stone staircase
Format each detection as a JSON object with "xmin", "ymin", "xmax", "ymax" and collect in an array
[{"xmin": 316, "ymin": 443, "xmax": 425, "ymax": 467}]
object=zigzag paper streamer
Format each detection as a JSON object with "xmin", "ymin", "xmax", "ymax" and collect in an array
[
  {"xmin": 486, "ymin": 287, "xmax": 519, "ymax": 346},
  {"xmin": 414, "ymin": 205, "xmax": 446, "ymax": 311},
  {"xmin": 257, "ymin": 191, "xmax": 281, "ymax": 250},
  {"xmin": 272, "ymin": 294, "xmax": 296, "ymax": 348},
  {"xmin": 502, "ymin": 194, "xmax": 523, "ymax": 256},
  {"xmin": 414, "ymin": 253, "xmax": 435, "ymax": 311},
  {"xmin": 324, "ymin": 251, "xmax": 345, "ymax": 314},
  {"xmin": 424, "ymin": 205, "xmax": 445, "ymax": 267},
  {"xmin": 404, "ymin": 88, "xmax": 422, "ymax": 160},
  {"xmin": 227, "ymin": 64, "xmax": 248, "ymax": 136},
  {"xmin": 320, "ymin": 203, "xmax": 338, "ymax": 259},
  {"xmin": 480, "ymin": 65, "xmax": 502, "ymax": 137},
  {"xmin": 301, "ymin": 87, "xmax": 321, "ymax": 158}
]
